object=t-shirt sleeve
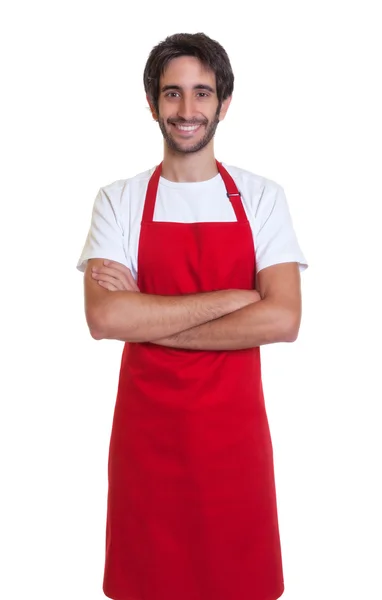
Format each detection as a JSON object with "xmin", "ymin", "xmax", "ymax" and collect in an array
[
  {"xmin": 254, "ymin": 183, "xmax": 308, "ymax": 274},
  {"xmin": 76, "ymin": 186, "xmax": 131, "ymax": 273}
]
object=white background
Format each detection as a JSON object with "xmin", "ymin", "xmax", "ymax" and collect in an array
[{"xmin": 1, "ymin": 1, "xmax": 381, "ymax": 599}]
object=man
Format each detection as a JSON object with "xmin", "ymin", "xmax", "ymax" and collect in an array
[{"xmin": 77, "ymin": 32, "xmax": 307, "ymax": 600}]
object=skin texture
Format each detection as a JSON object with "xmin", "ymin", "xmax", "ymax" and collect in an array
[
  {"xmin": 85, "ymin": 259, "xmax": 260, "ymax": 343},
  {"xmin": 155, "ymin": 58, "xmax": 222, "ymax": 156},
  {"xmin": 147, "ymin": 55, "xmax": 231, "ymax": 183},
  {"xmin": 89, "ymin": 260, "xmax": 301, "ymax": 350}
]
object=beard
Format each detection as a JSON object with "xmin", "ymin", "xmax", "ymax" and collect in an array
[{"xmin": 158, "ymin": 108, "xmax": 220, "ymax": 154}]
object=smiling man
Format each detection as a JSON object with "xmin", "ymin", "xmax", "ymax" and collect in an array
[
  {"xmin": 157, "ymin": 58, "xmax": 221, "ymax": 155},
  {"xmin": 77, "ymin": 32, "xmax": 307, "ymax": 600}
]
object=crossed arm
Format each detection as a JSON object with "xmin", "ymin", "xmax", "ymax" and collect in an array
[
  {"xmin": 154, "ymin": 261, "xmax": 301, "ymax": 349},
  {"xmin": 84, "ymin": 259, "xmax": 301, "ymax": 350}
]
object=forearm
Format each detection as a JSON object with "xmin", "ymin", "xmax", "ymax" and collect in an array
[
  {"xmin": 153, "ymin": 298, "xmax": 300, "ymax": 350},
  {"xmin": 91, "ymin": 289, "xmax": 258, "ymax": 342}
]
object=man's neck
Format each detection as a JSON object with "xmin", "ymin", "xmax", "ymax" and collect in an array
[{"xmin": 161, "ymin": 145, "xmax": 218, "ymax": 183}]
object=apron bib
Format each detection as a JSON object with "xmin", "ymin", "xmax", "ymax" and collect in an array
[{"xmin": 103, "ymin": 161, "xmax": 284, "ymax": 600}]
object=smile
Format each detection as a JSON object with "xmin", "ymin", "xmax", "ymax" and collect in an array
[
  {"xmin": 170, "ymin": 123, "xmax": 204, "ymax": 137},
  {"xmin": 175, "ymin": 124, "xmax": 201, "ymax": 131}
]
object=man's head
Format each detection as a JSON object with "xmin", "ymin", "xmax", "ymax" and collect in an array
[{"xmin": 143, "ymin": 33, "xmax": 234, "ymax": 154}]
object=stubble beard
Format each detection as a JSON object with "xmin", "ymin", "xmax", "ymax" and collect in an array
[{"xmin": 158, "ymin": 109, "xmax": 221, "ymax": 154}]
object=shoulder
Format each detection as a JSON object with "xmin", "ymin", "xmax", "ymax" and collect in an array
[
  {"xmin": 96, "ymin": 167, "xmax": 157, "ymax": 212},
  {"xmin": 100, "ymin": 167, "xmax": 155, "ymax": 196},
  {"xmin": 221, "ymin": 162, "xmax": 283, "ymax": 197},
  {"xmin": 221, "ymin": 163, "xmax": 285, "ymax": 216}
]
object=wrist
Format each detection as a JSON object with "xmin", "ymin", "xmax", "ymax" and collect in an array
[{"xmin": 223, "ymin": 289, "xmax": 259, "ymax": 312}]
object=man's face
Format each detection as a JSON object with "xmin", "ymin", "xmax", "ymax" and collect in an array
[{"xmin": 152, "ymin": 56, "xmax": 230, "ymax": 154}]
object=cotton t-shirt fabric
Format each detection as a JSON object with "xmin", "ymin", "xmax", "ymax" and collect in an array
[{"xmin": 77, "ymin": 163, "xmax": 308, "ymax": 278}]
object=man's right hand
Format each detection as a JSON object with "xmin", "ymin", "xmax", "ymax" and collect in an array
[
  {"xmin": 250, "ymin": 289, "xmax": 261, "ymax": 304},
  {"xmin": 90, "ymin": 259, "xmax": 261, "ymax": 307},
  {"xmin": 85, "ymin": 257, "xmax": 262, "ymax": 342}
]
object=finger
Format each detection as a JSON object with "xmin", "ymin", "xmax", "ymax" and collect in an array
[
  {"xmin": 126, "ymin": 273, "xmax": 139, "ymax": 291},
  {"xmin": 102, "ymin": 261, "xmax": 139, "ymax": 288},
  {"xmin": 98, "ymin": 280, "xmax": 119, "ymax": 291},
  {"xmin": 93, "ymin": 265, "xmax": 125, "ymax": 278},
  {"xmin": 97, "ymin": 264, "xmax": 139, "ymax": 291},
  {"xmin": 127, "ymin": 278, "xmax": 139, "ymax": 292},
  {"xmin": 92, "ymin": 272, "xmax": 125, "ymax": 290},
  {"xmin": 93, "ymin": 271, "xmax": 138, "ymax": 292},
  {"xmin": 102, "ymin": 260, "xmax": 132, "ymax": 274},
  {"xmin": 94, "ymin": 264, "xmax": 133, "ymax": 283}
]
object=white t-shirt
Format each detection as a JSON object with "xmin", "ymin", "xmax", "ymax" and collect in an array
[{"xmin": 77, "ymin": 163, "xmax": 308, "ymax": 279}]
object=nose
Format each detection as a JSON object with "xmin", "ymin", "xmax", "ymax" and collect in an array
[{"xmin": 177, "ymin": 94, "xmax": 197, "ymax": 122}]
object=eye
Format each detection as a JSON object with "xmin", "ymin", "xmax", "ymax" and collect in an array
[
  {"xmin": 165, "ymin": 92, "xmax": 180, "ymax": 98},
  {"xmin": 197, "ymin": 92, "xmax": 209, "ymax": 98}
]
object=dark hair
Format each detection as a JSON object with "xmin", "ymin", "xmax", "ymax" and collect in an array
[{"xmin": 143, "ymin": 32, "xmax": 234, "ymax": 115}]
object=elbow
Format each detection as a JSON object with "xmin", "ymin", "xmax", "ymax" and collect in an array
[
  {"xmin": 282, "ymin": 312, "xmax": 301, "ymax": 343},
  {"xmin": 86, "ymin": 308, "xmax": 109, "ymax": 341},
  {"xmin": 284, "ymin": 327, "xmax": 299, "ymax": 343},
  {"xmin": 89, "ymin": 326, "xmax": 105, "ymax": 341},
  {"xmin": 86, "ymin": 303, "xmax": 137, "ymax": 342}
]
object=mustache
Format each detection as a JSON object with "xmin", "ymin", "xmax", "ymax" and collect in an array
[{"xmin": 168, "ymin": 118, "xmax": 208, "ymax": 125}]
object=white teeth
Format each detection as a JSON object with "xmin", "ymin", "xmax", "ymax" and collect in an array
[{"xmin": 175, "ymin": 124, "xmax": 199, "ymax": 131}]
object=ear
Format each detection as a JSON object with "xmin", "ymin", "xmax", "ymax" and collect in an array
[
  {"xmin": 218, "ymin": 95, "xmax": 232, "ymax": 121},
  {"xmin": 146, "ymin": 94, "xmax": 158, "ymax": 121}
]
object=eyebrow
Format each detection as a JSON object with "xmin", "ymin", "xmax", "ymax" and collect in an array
[{"xmin": 160, "ymin": 84, "xmax": 215, "ymax": 93}]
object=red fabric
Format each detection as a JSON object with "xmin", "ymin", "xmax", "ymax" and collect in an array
[{"xmin": 103, "ymin": 161, "xmax": 284, "ymax": 600}]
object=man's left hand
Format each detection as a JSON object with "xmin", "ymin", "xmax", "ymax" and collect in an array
[{"xmin": 91, "ymin": 260, "xmax": 140, "ymax": 292}]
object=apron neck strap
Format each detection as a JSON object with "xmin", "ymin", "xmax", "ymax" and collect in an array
[
  {"xmin": 142, "ymin": 163, "xmax": 162, "ymax": 222},
  {"xmin": 142, "ymin": 160, "xmax": 247, "ymax": 223},
  {"xmin": 215, "ymin": 160, "xmax": 247, "ymax": 222}
]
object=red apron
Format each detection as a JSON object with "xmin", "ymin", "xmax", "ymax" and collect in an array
[{"xmin": 103, "ymin": 161, "xmax": 284, "ymax": 600}]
